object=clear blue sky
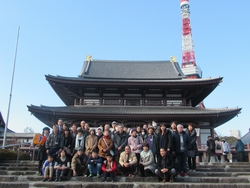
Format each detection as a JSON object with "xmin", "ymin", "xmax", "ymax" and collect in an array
[{"xmin": 0, "ymin": 1, "xmax": 249, "ymax": 136}]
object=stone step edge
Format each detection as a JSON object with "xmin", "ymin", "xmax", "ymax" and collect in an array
[{"xmin": 0, "ymin": 182, "xmax": 250, "ymax": 188}]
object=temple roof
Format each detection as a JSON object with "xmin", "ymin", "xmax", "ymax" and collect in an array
[
  {"xmin": 27, "ymin": 105, "xmax": 241, "ymax": 128},
  {"xmin": 45, "ymin": 74, "xmax": 223, "ymax": 107},
  {"xmin": 79, "ymin": 60, "xmax": 186, "ymax": 80}
]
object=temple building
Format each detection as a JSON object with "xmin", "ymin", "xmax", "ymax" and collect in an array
[{"xmin": 27, "ymin": 59, "xmax": 241, "ymax": 145}]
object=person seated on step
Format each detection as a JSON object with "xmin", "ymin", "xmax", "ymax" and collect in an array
[
  {"xmin": 87, "ymin": 150, "xmax": 102, "ymax": 178},
  {"xmin": 42, "ymin": 154, "xmax": 56, "ymax": 182},
  {"xmin": 54, "ymin": 149, "xmax": 70, "ymax": 182},
  {"xmin": 118, "ymin": 145, "xmax": 137, "ymax": 177},
  {"xmin": 101, "ymin": 153, "xmax": 117, "ymax": 182},
  {"xmin": 139, "ymin": 143, "xmax": 156, "ymax": 177},
  {"xmin": 155, "ymin": 148, "xmax": 176, "ymax": 183},
  {"xmin": 71, "ymin": 147, "xmax": 88, "ymax": 177}
]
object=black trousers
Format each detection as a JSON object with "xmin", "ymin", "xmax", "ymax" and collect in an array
[
  {"xmin": 138, "ymin": 164, "xmax": 154, "ymax": 177},
  {"xmin": 118, "ymin": 164, "xmax": 137, "ymax": 175}
]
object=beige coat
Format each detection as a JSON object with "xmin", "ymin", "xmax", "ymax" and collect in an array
[
  {"xmin": 98, "ymin": 136, "xmax": 113, "ymax": 158},
  {"xmin": 85, "ymin": 135, "xmax": 98, "ymax": 155},
  {"xmin": 119, "ymin": 151, "xmax": 137, "ymax": 166}
]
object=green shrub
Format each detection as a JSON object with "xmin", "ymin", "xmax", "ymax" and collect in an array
[{"xmin": 0, "ymin": 148, "xmax": 30, "ymax": 160}]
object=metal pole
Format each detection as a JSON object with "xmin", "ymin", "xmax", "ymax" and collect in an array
[{"xmin": 3, "ymin": 26, "xmax": 20, "ymax": 147}]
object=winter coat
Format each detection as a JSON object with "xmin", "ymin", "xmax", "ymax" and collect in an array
[
  {"xmin": 156, "ymin": 129, "xmax": 173, "ymax": 153},
  {"xmin": 144, "ymin": 134, "xmax": 158, "ymax": 155},
  {"xmin": 85, "ymin": 135, "xmax": 98, "ymax": 155},
  {"xmin": 156, "ymin": 153, "xmax": 175, "ymax": 172},
  {"xmin": 207, "ymin": 139, "xmax": 215, "ymax": 155},
  {"xmin": 119, "ymin": 151, "xmax": 137, "ymax": 166},
  {"xmin": 87, "ymin": 156, "xmax": 102, "ymax": 165},
  {"xmin": 140, "ymin": 150, "xmax": 156, "ymax": 173},
  {"xmin": 98, "ymin": 136, "xmax": 113, "ymax": 158},
  {"xmin": 113, "ymin": 131, "xmax": 128, "ymax": 155},
  {"xmin": 45, "ymin": 132, "xmax": 64, "ymax": 150},
  {"xmin": 173, "ymin": 131, "xmax": 190, "ymax": 153},
  {"xmin": 222, "ymin": 141, "xmax": 230, "ymax": 154},
  {"xmin": 42, "ymin": 159, "xmax": 55, "ymax": 175},
  {"xmin": 235, "ymin": 140, "xmax": 245, "ymax": 152},
  {"xmin": 128, "ymin": 135, "xmax": 143, "ymax": 154},
  {"xmin": 63, "ymin": 135, "xmax": 73, "ymax": 154},
  {"xmin": 71, "ymin": 152, "xmax": 88, "ymax": 171},
  {"xmin": 185, "ymin": 129, "xmax": 198, "ymax": 155},
  {"xmin": 101, "ymin": 160, "xmax": 117, "ymax": 176}
]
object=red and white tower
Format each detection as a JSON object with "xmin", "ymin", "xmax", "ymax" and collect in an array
[{"xmin": 180, "ymin": 0, "xmax": 202, "ymax": 78}]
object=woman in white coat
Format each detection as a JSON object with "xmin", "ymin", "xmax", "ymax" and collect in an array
[{"xmin": 139, "ymin": 143, "xmax": 156, "ymax": 177}]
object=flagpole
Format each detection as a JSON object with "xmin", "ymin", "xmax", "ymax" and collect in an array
[{"xmin": 2, "ymin": 26, "xmax": 20, "ymax": 147}]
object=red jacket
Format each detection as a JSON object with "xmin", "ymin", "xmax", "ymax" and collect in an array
[{"xmin": 101, "ymin": 160, "xmax": 117, "ymax": 176}]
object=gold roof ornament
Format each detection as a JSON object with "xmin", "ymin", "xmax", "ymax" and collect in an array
[
  {"xmin": 170, "ymin": 56, "xmax": 177, "ymax": 63},
  {"xmin": 86, "ymin": 55, "xmax": 92, "ymax": 62}
]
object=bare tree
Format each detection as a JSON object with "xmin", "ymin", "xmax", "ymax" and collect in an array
[{"xmin": 24, "ymin": 127, "xmax": 34, "ymax": 133}]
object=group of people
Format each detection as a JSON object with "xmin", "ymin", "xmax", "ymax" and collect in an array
[
  {"xmin": 35, "ymin": 120, "xmax": 202, "ymax": 183},
  {"xmin": 206, "ymin": 136, "xmax": 245, "ymax": 164}
]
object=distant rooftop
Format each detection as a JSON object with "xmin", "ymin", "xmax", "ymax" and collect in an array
[{"xmin": 79, "ymin": 60, "xmax": 186, "ymax": 80}]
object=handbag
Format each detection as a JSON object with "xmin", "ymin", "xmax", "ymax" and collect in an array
[
  {"xmin": 102, "ymin": 138, "xmax": 114, "ymax": 156},
  {"xmin": 187, "ymin": 150, "xmax": 196, "ymax": 158}
]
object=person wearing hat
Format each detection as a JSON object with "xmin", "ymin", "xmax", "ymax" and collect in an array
[
  {"xmin": 37, "ymin": 127, "xmax": 50, "ymax": 175},
  {"xmin": 96, "ymin": 127, "xmax": 103, "ymax": 142},
  {"xmin": 71, "ymin": 147, "xmax": 88, "ymax": 177}
]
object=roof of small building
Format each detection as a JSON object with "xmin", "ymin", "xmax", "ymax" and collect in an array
[
  {"xmin": 79, "ymin": 60, "xmax": 186, "ymax": 80},
  {"xmin": 239, "ymin": 131, "xmax": 250, "ymax": 145}
]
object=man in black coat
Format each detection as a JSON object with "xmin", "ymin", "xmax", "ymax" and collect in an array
[
  {"xmin": 113, "ymin": 124, "xmax": 128, "ymax": 165},
  {"xmin": 155, "ymin": 148, "xmax": 176, "ymax": 183},
  {"xmin": 173, "ymin": 124, "xmax": 190, "ymax": 177}
]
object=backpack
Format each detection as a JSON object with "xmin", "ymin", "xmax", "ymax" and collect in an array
[{"xmin": 216, "ymin": 144, "xmax": 221, "ymax": 150}]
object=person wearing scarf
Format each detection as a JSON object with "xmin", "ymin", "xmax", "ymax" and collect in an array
[
  {"xmin": 74, "ymin": 129, "xmax": 85, "ymax": 152},
  {"xmin": 139, "ymin": 143, "xmax": 156, "ymax": 177}
]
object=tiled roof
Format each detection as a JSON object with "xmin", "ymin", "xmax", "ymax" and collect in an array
[
  {"xmin": 79, "ymin": 60, "xmax": 186, "ymax": 80},
  {"xmin": 28, "ymin": 105, "xmax": 239, "ymax": 115}
]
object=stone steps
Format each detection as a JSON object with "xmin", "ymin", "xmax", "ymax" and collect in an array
[
  {"xmin": 0, "ymin": 175, "xmax": 249, "ymax": 184},
  {"xmin": 0, "ymin": 161, "xmax": 250, "ymax": 187},
  {"xmin": 0, "ymin": 182, "xmax": 250, "ymax": 188}
]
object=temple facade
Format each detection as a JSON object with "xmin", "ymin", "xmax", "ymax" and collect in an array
[{"xmin": 27, "ymin": 59, "xmax": 241, "ymax": 145}]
